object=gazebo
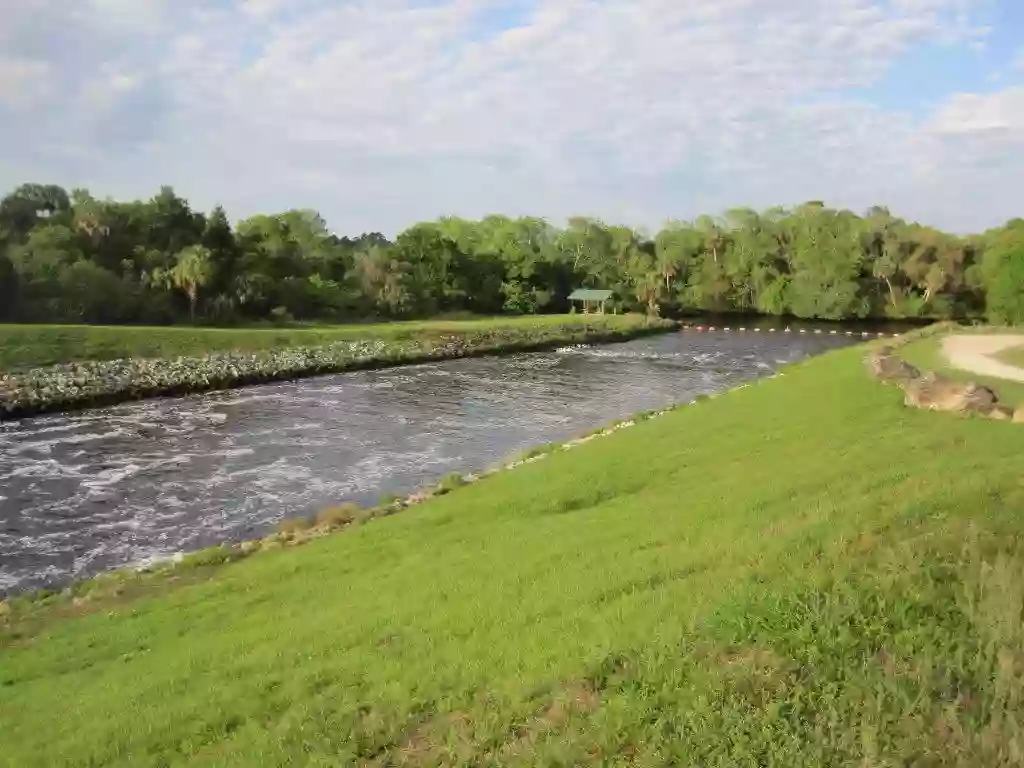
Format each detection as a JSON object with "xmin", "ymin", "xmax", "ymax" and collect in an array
[{"xmin": 568, "ymin": 288, "xmax": 613, "ymax": 314}]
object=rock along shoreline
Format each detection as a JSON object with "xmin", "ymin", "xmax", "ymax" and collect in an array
[
  {"xmin": 0, "ymin": 354, "xmax": 748, "ymax": 608},
  {"xmin": 0, "ymin": 319, "xmax": 676, "ymax": 421}
]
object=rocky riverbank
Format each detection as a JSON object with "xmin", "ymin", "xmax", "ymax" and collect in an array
[{"xmin": 0, "ymin": 317, "xmax": 676, "ymax": 420}]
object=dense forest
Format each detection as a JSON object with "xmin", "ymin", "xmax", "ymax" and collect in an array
[{"xmin": 1, "ymin": 183, "xmax": 1021, "ymax": 325}]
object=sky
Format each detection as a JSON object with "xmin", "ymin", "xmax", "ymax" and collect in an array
[{"xmin": 0, "ymin": 0, "xmax": 1022, "ymax": 236}]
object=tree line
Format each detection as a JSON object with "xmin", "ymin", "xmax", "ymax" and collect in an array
[{"xmin": 0, "ymin": 182, "xmax": 1021, "ymax": 326}]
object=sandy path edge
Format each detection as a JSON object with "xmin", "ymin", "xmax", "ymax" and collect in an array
[{"xmin": 941, "ymin": 334, "xmax": 1024, "ymax": 383}]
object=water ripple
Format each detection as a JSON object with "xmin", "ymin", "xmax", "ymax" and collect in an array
[{"xmin": 0, "ymin": 332, "xmax": 856, "ymax": 594}]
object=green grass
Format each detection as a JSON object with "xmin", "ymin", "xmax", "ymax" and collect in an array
[
  {"xmin": 0, "ymin": 315, "xmax": 631, "ymax": 370},
  {"xmin": 900, "ymin": 334, "xmax": 1024, "ymax": 408},
  {"xmin": 3, "ymin": 345, "xmax": 1024, "ymax": 765},
  {"xmin": 995, "ymin": 343, "xmax": 1024, "ymax": 370}
]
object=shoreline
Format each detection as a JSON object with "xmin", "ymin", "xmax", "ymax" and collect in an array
[
  {"xmin": 9, "ymin": 338, "xmax": 1021, "ymax": 764},
  {"xmin": 0, "ymin": 368, "xmax": 727, "ymax": 605},
  {"xmin": 1, "ymin": 334, "xmax": 816, "ymax": 603},
  {"xmin": 0, "ymin": 318, "xmax": 676, "ymax": 421}
]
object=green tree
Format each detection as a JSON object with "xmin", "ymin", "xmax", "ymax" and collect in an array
[
  {"xmin": 0, "ymin": 184, "xmax": 71, "ymax": 242},
  {"xmin": 0, "ymin": 252, "xmax": 19, "ymax": 319},
  {"xmin": 7, "ymin": 223, "xmax": 82, "ymax": 320},
  {"xmin": 167, "ymin": 245, "xmax": 214, "ymax": 322},
  {"xmin": 981, "ymin": 221, "xmax": 1024, "ymax": 324},
  {"xmin": 57, "ymin": 261, "xmax": 129, "ymax": 322},
  {"xmin": 351, "ymin": 245, "xmax": 413, "ymax": 316},
  {"xmin": 654, "ymin": 222, "xmax": 701, "ymax": 297},
  {"xmin": 201, "ymin": 204, "xmax": 239, "ymax": 295}
]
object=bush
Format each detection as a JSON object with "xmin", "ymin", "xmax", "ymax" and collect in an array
[
  {"xmin": 314, "ymin": 504, "xmax": 361, "ymax": 530},
  {"xmin": 277, "ymin": 516, "xmax": 315, "ymax": 535},
  {"xmin": 270, "ymin": 305, "xmax": 295, "ymax": 326},
  {"xmin": 178, "ymin": 545, "xmax": 242, "ymax": 569},
  {"xmin": 436, "ymin": 472, "xmax": 468, "ymax": 494}
]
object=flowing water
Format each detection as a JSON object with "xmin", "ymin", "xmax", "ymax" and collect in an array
[{"xmin": 0, "ymin": 331, "xmax": 860, "ymax": 594}]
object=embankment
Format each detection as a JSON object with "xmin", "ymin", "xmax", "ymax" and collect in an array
[
  {"xmin": 4, "ymin": 343, "xmax": 1024, "ymax": 765},
  {"xmin": 0, "ymin": 315, "xmax": 674, "ymax": 420}
]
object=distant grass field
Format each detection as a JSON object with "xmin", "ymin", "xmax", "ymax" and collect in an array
[
  {"xmin": 900, "ymin": 333, "xmax": 1024, "ymax": 408},
  {"xmin": 0, "ymin": 315, "xmax": 632, "ymax": 370},
  {"xmin": 3, "ymin": 343, "xmax": 1024, "ymax": 765}
]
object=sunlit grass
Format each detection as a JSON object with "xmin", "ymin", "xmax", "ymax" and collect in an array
[{"xmin": 3, "ymin": 345, "xmax": 1024, "ymax": 765}]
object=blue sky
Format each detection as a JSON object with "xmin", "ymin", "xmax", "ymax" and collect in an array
[{"xmin": 0, "ymin": 0, "xmax": 1022, "ymax": 235}]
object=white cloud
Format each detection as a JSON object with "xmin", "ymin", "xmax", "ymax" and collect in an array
[
  {"xmin": 0, "ymin": 0, "xmax": 1019, "ymax": 235},
  {"xmin": 0, "ymin": 58, "xmax": 50, "ymax": 108},
  {"xmin": 930, "ymin": 88, "xmax": 1024, "ymax": 134}
]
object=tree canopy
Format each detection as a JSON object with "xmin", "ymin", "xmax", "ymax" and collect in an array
[{"xmin": 1, "ymin": 182, "xmax": 1019, "ymax": 325}]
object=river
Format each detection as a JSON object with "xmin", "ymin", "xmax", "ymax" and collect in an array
[{"xmin": 0, "ymin": 330, "xmax": 859, "ymax": 595}]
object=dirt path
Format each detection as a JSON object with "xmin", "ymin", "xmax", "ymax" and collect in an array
[{"xmin": 942, "ymin": 334, "xmax": 1024, "ymax": 383}]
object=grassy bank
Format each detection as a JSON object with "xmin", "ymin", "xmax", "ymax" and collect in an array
[
  {"xmin": 0, "ymin": 315, "xmax": 672, "ymax": 419},
  {"xmin": 0, "ymin": 315, "xmax": 652, "ymax": 371},
  {"xmin": 3, "ymin": 344, "xmax": 1024, "ymax": 765}
]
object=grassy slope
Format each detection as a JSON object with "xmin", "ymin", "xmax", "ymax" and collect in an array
[
  {"xmin": 900, "ymin": 334, "xmax": 1024, "ymax": 407},
  {"xmin": 0, "ymin": 315, "xmax": 620, "ymax": 370},
  {"xmin": 995, "ymin": 343, "xmax": 1024, "ymax": 370},
  {"xmin": 4, "ymin": 345, "xmax": 1024, "ymax": 766}
]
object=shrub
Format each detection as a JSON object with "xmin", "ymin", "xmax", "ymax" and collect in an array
[
  {"xmin": 525, "ymin": 443, "xmax": 558, "ymax": 459},
  {"xmin": 178, "ymin": 545, "xmax": 242, "ymax": 569},
  {"xmin": 270, "ymin": 305, "xmax": 295, "ymax": 326},
  {"xmin": 314, "ymin": 504, "xmax": 361, "ymax": 530},
  {"xmin": 277, "ymin": 516, "xmax": 315, "ymax": 535},
  {"xmin": 436, "ymin": 472, "xmax": 468, "ymax": 494}
]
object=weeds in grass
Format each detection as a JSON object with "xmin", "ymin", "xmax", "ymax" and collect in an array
[
  {"xmin": 435, "ymin": 472, "xmax": 468, "ymax": 494},
  {"xmin": 177, "ymin": 545, "xmax": 246, "ymax": 569},
  {"xmin": 314, "ymin": 504, "xmax": 362, "ymax": 530},
  {"xmin": 276, "ymin": 516, "xmax": 315, "ymax": 535}
]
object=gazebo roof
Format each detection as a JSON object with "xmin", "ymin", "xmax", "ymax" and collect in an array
[{"xmin": 568, "ymin": 289, "xmax": 613, "ymax": 301}]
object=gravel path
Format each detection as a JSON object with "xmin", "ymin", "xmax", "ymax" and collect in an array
[{"xmin": 942, "ymin": 334, "xmax": 1024, "ymax": 383}]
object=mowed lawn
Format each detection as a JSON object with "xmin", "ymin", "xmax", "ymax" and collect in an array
[
  {"xmin": 3, "ymin": 344, "xmax": 1024, "ymax": 766},
  {"xmin": 0, "ymin": 315, "xmax": 629, "ymax": 371}
]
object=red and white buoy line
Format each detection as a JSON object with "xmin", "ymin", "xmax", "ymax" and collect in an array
[{"xmin": 680, "ymin": 324, "xmax": 900, "ymax": 338}]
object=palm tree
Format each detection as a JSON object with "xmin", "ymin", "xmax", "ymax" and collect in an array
[{"xmin": 170, "ymin": 245, "xmax": 213, "ymax": 322}]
